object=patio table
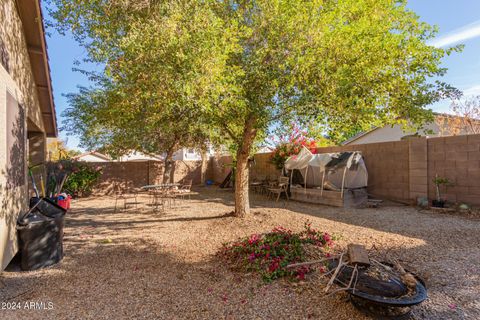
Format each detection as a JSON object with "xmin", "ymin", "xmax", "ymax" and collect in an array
[
  {"xmin": 250, "ymin": 181, "xmax": 264, "ymax": 194},
  {"xmin": 141, "ymin": 183, "xmax": 181, "ymax": 190},
  {"xmin": 142, "ymin": 184, "xmax": 182, "ymax": 209}
]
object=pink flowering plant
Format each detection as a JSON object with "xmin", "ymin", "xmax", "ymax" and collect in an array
[
  {"xmin": 220, "ymin": 222, "xmax": 336, "ymax": 282},
  {"xmin": 269, "ymin": 123, "xmax": 318, "ymax": 170}
]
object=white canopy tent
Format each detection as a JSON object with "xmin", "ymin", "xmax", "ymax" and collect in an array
[{"xmin": 284, "ymin": 147, "xmax": 368, "ymax": 198}]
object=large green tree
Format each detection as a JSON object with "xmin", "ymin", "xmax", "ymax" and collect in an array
[
  {"xmin": 203, "ymin": 0, "xmax": 458, "ymax": 216},
  {"xmin": 62, "ymin": 84, "xmax": 214, "ymax": 183},
  {"xmin": 54, "ymin": 0, "xmax": 224, "ymax": 183},
  {"xmin": 50, "ymin": 0, "xmax": 458, "ymax": 217}
]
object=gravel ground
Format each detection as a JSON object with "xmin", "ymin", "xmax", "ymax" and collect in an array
[{"xmin": 1, "ymin": 187, "xmax": 479, "ymax": 319}]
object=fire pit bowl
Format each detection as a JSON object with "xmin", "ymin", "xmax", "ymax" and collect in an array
[
  {"xmin": 348, "ymin": 275, "xmax": 427, "ymax": 305},
  {"xmin": 328, "ymin": 260, "xmax": 428, "ymax": 318}
]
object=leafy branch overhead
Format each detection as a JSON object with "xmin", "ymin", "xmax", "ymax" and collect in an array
[
  {"xmin": 55, "ymin": 1, "xmax": 223, "ymax": 183},
  {"xmin": 49, "ymin": 0, "xmax": 460, "ymax": 216}
]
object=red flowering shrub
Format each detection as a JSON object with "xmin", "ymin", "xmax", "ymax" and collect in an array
[
  {"xmin": 270, "ymin": 124, "xmax": 318, "ymax": 169},
  {"xmin": 220, "ymin": 222, "xmax": 336, "ymax": 282}
]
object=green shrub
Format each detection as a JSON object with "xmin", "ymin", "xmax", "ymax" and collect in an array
[{"xmin": 62, "ymin": 162, "xmax": 102, "ymax": 197}]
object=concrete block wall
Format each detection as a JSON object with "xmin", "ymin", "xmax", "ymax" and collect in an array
[
  {"xmin": 208, "ymin": 142, "xmax": 411, "ymax": 201},
  {"xmin": 208, "ymin": 153, "xmax": 281, "ymax": 184},
  {"xmin": 209, "ymin": 155, "xmax": 232, "ymax": 184},
  {"xmin": 84, "ymin": 133, "xmax": 480, "ymax": 206},
  {"xmin": 315, "ymin": 141, "xmax": 411, "ymax": 201},
  {"xmin": 250, "ymin": 153, "xmax": 281, "ymax": 180},
  {"xmin": 172, "ymin": 161, "xmax": 203, "ymax": 185},
  {"xmin": 89, "ymin": 160, "xmax": 204, "ymax": 194},
  {"xmin": 93, "ymin": 162, "xmax": 150, "ymax": 194},
  {"xmin": 427, "ymin": 135, "xmax": 480, "ymax": 205},
  {"xmin": 210, "ymin": 133, "xmax": 480, "ymax": 206},
  {"xmin": 408, "ymin": 137, "xmax": 428, "ymax": 201}
]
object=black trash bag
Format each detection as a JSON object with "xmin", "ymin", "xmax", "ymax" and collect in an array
[
  {"xmin": 17, "ymin": 198, "xmax": 66, "ymax": 271},
  {"xmin": 29, "ymin": 197, "xmax": 40, "ymax": 209},
  {"xmin": 35, "ymin": 197, "xmax": 66, "ymax": 219}
]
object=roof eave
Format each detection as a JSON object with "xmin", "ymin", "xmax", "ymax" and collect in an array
[
  {"xmin": 341, "ymin": 127, "xmax": 379, "ymax": 145},
  {"xmin": 17, "ymin": 0, "xmax": 57, "ymax": 137}
]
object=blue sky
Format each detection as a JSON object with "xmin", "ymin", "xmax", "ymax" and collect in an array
[
  {"xmin": 407, "ymin": 0, "xmax": 480, "ymax": 109},
  {"xmin": 43, "ymin": 1, "xmax": 480, "ymax": 150}
]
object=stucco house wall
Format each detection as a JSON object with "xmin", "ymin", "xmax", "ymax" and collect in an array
[
  {"xmin": 0, "ymin": 0, "xmax": 56, "ymax": 270},
  {"xmin": 173, "ymin": 148, "xmax": 202, "ymax": 161},
  {"xmin": 173, "ymin": 146, "xmax": 215, "ymax": 161}
]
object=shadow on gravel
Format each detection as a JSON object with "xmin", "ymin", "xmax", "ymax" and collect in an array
[
  {"xmin": 2, "ymin": 188, "xmax": 477, "ymax": 320},
  {"xmin": 192, "ymin": 187, "xmax": 480, "ymax": 320},
  {"xmin": 0, "ymin": 233, "xmax": 364, "ymax": 319}
]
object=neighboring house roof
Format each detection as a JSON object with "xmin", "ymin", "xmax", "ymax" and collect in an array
[
  {"xmin": 73, "ymin": 151, "xmax": 111, "ymax": 161},
  {"xmin": 17, "ymin": 0, "xmax": 57, "ymax": 137},
  {"xmin": 341, "ymin": 128, "xmax": 380, "ymax": 146},
  {"xmin": 342, "ymin": 113, "xmax": 480, "ymax": 145},
  {"xmin": 119, "ymin": 151, "xmax": 164, "ymax": 162},
  {"xmin": 74, "ymin": 150, "xmax": 164, "ymax": 162},
  {"xmin": 257, "ymin": 146, "xmax": 273, "ymax": 153}
]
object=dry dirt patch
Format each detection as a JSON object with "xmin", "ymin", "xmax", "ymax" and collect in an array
[{"xmin": 1, "ymin": 187, "xmax": 479, "ymax": 319}]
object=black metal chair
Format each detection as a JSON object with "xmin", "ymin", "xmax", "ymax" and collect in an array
[{"xmin": 114, "ymin": 186, "xmax": 139, "ymax": 212}]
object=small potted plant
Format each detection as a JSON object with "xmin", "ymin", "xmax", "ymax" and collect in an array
[{"xmin": 432, "ymin": 175, "xmax": 450, "ymax": 208}]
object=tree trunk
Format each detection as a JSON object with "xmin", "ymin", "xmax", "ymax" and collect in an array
[
  {"xmin": 163, "ymin": 146, "xmax": 176, "ymax": 184},
  {"xmin": 234, "ymin": 116, "xmax": 257, "ymax": 218},
  {"xmin": 200, "ymin": 149, "xmax": 208, "ymax": 185}
]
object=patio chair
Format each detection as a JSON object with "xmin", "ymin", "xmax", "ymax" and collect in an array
[
  {"xmin": 149, "ymin": 189, "xmax": 167, "ymax": 212},
  {"xmin": 265, "ymin": 176, "xmax": 279, "ymax": 198},
  {"xmin": 165, "ymin": 185, "xmax": 181, "ymax": 207},
  {"xmin": 267, "ymin": 176, "xmax": 289, "ymax": 202},
  {"xmin": 250, "ymin": 175, "xmax": 266, "ymax": 194},
  {"xmin": 177, "ymin": 179, "xmax": 193, "ymax": 200},
  {"xmin": 114, "ymin": 186, "xmax": 139, "ymax": 212}
]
